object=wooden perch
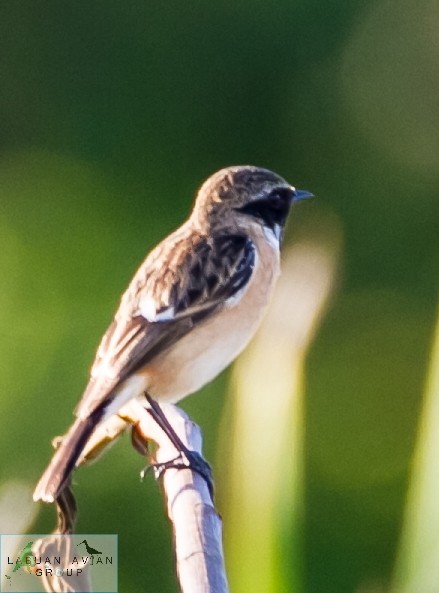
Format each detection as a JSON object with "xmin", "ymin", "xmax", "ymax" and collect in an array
[{"xmin": 127, "ymin": 400, "xmax": 230, "ymax": 593}]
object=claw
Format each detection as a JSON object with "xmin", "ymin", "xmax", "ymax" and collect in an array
[{"xmin": 140, "ymin": 449, "xmax": 214, "ymax": 499}]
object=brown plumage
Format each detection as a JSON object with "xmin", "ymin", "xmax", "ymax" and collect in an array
[{"xmin": 33, "ymin": 165, "xmax": 311, "ymax": 503}]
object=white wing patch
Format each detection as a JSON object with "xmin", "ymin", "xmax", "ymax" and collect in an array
[{"xmin": 138, "ymin": 294, "xmax": 176, "ymax": 322}]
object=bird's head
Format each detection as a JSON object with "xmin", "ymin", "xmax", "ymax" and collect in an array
[{"xmin": 192, "ymin": 165, "xmax": 313, "ymax": 243}]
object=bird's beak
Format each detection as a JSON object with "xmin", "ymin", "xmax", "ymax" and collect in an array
[{"xmin": 292, "ymin": 189, "xmax": 314, "ymax": 202}]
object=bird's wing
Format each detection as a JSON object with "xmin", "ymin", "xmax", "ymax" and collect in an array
[{"xmin": 76, "ymin": 231, "xmax": 256, "ymax": 418}]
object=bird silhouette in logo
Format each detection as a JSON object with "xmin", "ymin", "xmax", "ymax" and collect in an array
[{"xmin": 77, "ymin": 540, "xmax": 102, "ymax": 555}]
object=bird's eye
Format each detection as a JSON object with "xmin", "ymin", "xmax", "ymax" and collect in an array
[
  {"xmin": 269, "ymin": 189, "xmax": 290, "ymax": 208},
  {"xmin": 235, "ymin": 187, "xmax": 292, "ymax": 231}
]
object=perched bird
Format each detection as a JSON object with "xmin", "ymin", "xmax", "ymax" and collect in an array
[{"xmin": 33, "ymin": 165, "xmax": 312, "ymax": 503}]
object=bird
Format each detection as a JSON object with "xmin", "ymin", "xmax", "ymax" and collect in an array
[
  {"xmin": 77, "ymin": 540, "xmax": 102, "ymax": 555},
  {"xmin": 33, "ymin": 165, "xmax": 313, "ymax": 503}
]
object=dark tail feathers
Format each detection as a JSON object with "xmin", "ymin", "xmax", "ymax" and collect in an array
[{"xmin": 33, "ymin": 412, "xmax": 102, "ymax": 503}]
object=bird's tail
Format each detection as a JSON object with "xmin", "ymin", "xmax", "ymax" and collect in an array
[{"xmin": 33, "ymin": 413, "xmax": 102, "ymax": 503}]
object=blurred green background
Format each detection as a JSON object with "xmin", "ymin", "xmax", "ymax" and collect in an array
[{"xmin": 1, "ymin": 2, "xmax": 439, "ymax": 592}]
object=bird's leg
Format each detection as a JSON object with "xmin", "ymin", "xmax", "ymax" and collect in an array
[{"xmin": 141, "ymin": 393, "xmax": 214, "ymax": 499}]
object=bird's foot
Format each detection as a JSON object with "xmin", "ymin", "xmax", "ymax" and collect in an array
[{"xmin": 141, "ymin": 449, "xmax": 214, "ymax": 499}]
